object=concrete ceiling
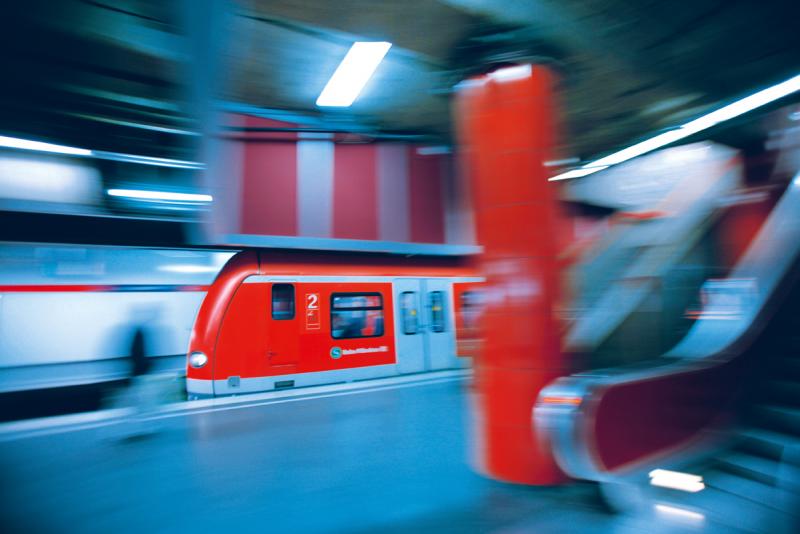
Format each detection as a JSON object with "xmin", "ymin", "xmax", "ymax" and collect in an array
[{"xmin": 2, "ymin": 0, "xmax": 799, "ymax": 162}]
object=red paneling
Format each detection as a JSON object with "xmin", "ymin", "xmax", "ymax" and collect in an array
[
  {"xmin": 241, "ymin": 142, "xmax": 298, "ymax": 235},
  {"xmin": 409, "ymin": 149, "xmax": 446, "ymax": 243},
  {"xmin": 592, "ymin": 362, "xmax": 739, "ymax": 471},
  {"xmin": 240, "ymin": 115, "xmax": 300, "ymax": 141},
  {"xmin": 718, "ymin": 192, "xmax": 776, "ymax": 268},
  {"xmin": 211, "ymin": 281, "xmax": 397, "ymax": 380},
  {"xmin": 230, "ymin": 113, "xmax": 459, "ymax": 245},
  {"xmin": 333, "ymin": 145, "xmax": 378, "ymax": 240}
]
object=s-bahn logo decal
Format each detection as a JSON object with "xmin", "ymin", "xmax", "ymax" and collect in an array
[{"xmin": 329, "ymin": 346, "xmax": 388, "ymax": 359}]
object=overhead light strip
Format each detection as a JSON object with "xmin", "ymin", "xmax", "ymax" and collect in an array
[
  {"xmin": 488, "ymin": 64, "xmax": 532, "ymax": 82},
  {"xmin": 549, "ymin": 166, "xmax": 609, "ymax": 180},
  {"xmin": 107, "ymin": 189, "xmax": 213, "ymax": 203},
  {"xmin": 0, "ymin": 134, "xmax": 203, "ymax": 170},
  {"xmin": 316, "ymin": 42, "xmax": 392, "ymax": 107},
  {"xmin": 0, "ymin": 135, "xmax": 93, "ymax": 156},
  {"xmin": 654, "ymin": 504, "xmax": 705, "ymax": 523},
  {"xmin": 92, "ymin": 151, "xmax": 203, "ymax": 170},
  {"xmin": 550, "ymin": 72, "xmax": 800, "ymax": 181},
  {"xmin": 648, "ymin": 468, "xmax": 705, "ymax": 493}
]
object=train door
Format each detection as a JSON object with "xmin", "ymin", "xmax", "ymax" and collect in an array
[
  {"xmin": 393, "ymin": 279, "xmax": 427, "ymax": 373},
  {"xmin": 265, "ymin": 282, "xmax": 300, "ymax": 368},
  {"xmin": 423, "ymin": 279, "xmax": 458, "ymax": 370}
]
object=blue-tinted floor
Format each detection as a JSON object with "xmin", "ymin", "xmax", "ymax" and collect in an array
[{"xmin": 0, "ymin": 375, "xmax": 740, "ymax": 533}]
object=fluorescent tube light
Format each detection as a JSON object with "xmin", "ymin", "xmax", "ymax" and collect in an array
[
  {"xmin": 548, "ymin": 166, "xmax": 608, "ymax": 181},
  {"xmin": 544, "ymin": 157, "xmax": 581, "ymax": 167},
  {"xmin": 654, "ymin": 504, "xmax": 705, "ymax": 523},
  {"xmin": 92, "ymin": 151, "xmax": 203, "ymax": 170},
  {"xmin": 550, "ymin": 72, "xmax": 800, "ymax": 181},
  {"xmin": 589, "ymin": 129, "xmax": 693, "ymax": 167},
  {"xmin": 488, "ymin": 64, "xmax": 532, "ymax": 82},
  {"xmin": 0, "ymin": 135, "xmax": 203, "ymax": 170},
  {"xmin": 316, "ymin": 42, "xmax": 392, "ymax": 107},
  {"xmin": 107, "ymin": 189, "xmax": 213, "ymax": 202},
  {"xmin": 0, "ymin": 135, "xmax": 92, "ymax": 157},
  {"xmin": 649, "ymin": 468, "xmax": 705, "ymax": 493}
]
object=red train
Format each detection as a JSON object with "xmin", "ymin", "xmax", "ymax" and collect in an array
[{"xmin": 186, "ymin": 250, "xmax": 482, "ymax": 398}]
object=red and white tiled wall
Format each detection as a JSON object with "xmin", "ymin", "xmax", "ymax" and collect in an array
[{"xmin": 210, "ymin": 115, "xmax": 475, "ymax": 247}]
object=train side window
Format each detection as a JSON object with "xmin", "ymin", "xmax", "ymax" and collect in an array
[
  {"xmin": 460, "ymin": 290, "xmax": 482, "ymax": 329},
  {"xmin": 331, "ymin": 293, "xmax": 384, "ymax": 339},
  {"xmin": 271, "ymin": 283, "xmax": 295, "ymax": 320},
  {"xmin": 429, "ymin": 291, "xmax": 446, "ymax": 333},
  {"xmin": 400, "ymin": 291, "xmax": 418, "ymax": 335}
]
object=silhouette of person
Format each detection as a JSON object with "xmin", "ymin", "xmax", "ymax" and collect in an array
[{"xmin": 130, "ymin": 327, "xmax": 152, "ymax": 378}]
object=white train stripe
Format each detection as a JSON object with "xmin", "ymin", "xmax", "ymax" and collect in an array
[{"xmin": 243, "ymin": 275, "xmax": 484, "ymax": 284}]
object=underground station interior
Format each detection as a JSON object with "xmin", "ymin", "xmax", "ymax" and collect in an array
[{"xmin": 0, "ymin": 2, "xmax": 799, "ymax": 532}]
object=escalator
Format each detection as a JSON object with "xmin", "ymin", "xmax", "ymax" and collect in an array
[
  {"xmin": 570, "ymin": 207, "xmax": 728, "ymax": 368},
  {"xmin": 565, "ymin": 148, "xmax": 749, "ymax": 367},
  {"xmin": 536, "ymin": 172, "xmax": 800, "ymax": 531},
  {"xmin": 648, "ymin": 284, "xmax": 800, "ymax": 531}
]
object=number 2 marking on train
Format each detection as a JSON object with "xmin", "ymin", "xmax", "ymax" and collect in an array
[{"xmin": 306, "ymin": 293, "xmax": 320, "ymax": 330}]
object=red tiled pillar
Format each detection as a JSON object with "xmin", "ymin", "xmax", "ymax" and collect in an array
[{"xmin": 455, "ymin": 65, "xmax": 568, "ymax": 485}]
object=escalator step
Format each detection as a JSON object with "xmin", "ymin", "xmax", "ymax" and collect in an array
[
  {"xmin": 752, "ymin": 405, "xmax": 800, "ymax": 437},
  {"xmin": 704, "ymin": 468, "xmax": 781, "ymax": 509},
  {"xmin": 657, "ymin": 475, "xmax": 779, "ymax": 532},
  {"xmin": 738, "ymin": 428, "xmax": 800, "ymax": 462},
  {"xmin": 716, "ymin": 452, "xmax": 780, "ymax": 485}
]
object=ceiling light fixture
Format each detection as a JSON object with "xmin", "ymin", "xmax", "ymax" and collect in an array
[
  {"xmin": 549, "ymin": 166, "xmax": 609, "ymax": 180},
  {"xmin": 654, "ymin": 504, "xmax": 705, "ymax": 523},
  {"xmin": 316, "ymin": 42, "xmax": 392, "ymax": 107},
  {"xmin": 488, "ymin": 64, "xmax": 532, "ymax": 82},
  {"xmin": 0, "ymin": 135, "xmax": 93, "ymax": 157},
  {"xmin": 648, "ymin": 469, "xmax": 705, "ymax": 493},
  {"xmin": 550, "ymin": 72, "xmax": 800, "ymax": 181},
  {"xmin": 107, "ymin": 189, "xmax": 213, "ymax": 202},
  {"xmin": 93, "ymin": 151, "xmax": 203, "ymax": 170}
]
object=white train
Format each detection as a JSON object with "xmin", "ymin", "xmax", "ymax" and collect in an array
[{"xmin": 0, "ymin": 243, "xmax": 234, "ymax": 393}]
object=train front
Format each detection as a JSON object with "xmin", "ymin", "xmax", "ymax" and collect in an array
[{"xmin": 186, "ymin": 250, "xmax": 260, "ymax": 398}]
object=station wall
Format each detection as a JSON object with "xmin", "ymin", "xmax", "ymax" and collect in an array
[{"xmin": 213, "ymin": 115, "xmax": 474, "ymax": 248}]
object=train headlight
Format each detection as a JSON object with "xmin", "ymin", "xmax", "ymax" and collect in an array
[{"xmin": 188, "ymin": 351, "xmax": 208, "ymax": 369}]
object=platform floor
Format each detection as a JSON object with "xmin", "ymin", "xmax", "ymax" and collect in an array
[{"xmin": 0, "ymin": 372, "xmax": 738, "ymax": 533}]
